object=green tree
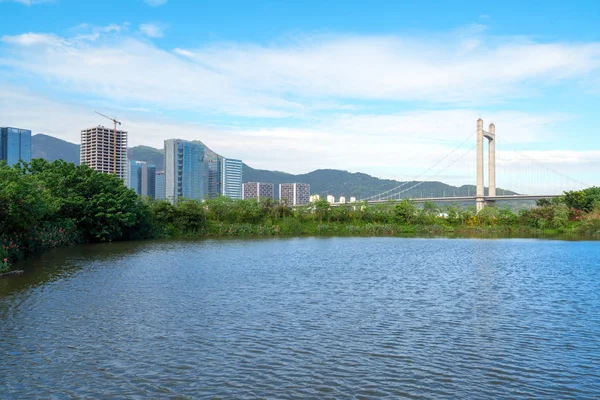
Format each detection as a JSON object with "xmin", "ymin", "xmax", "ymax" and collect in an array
[
  {"xmin": 313, "ymin": 198, "xmax": 331, "ymax": 222},
  {"xmin": 393, "ymin": 199, "xmax": 416, "ymax": 224}
]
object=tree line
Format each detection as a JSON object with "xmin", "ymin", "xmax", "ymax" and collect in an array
[{"xmin": 2, "ymin": 159, "xmax": 599, "ymax": 271}]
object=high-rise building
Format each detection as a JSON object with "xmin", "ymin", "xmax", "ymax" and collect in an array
[
  {"xmin": 164, "ymin": 139, "xmax": 208, "ymax": 203},
  {"xmin": 243, "ymin": 182, "xmax": 274, "ymax": 201},
  {"xmin": 80, "ymin": 126, "xmax": 128, "ymax": 182},
  {"xmin": 279, "ymin": 183, "xmax": 310, "ymax": 206},
  {"xmin": 205, "ymin": 148, "xmax": 221, "ymax": 199},
  {"xmin": 221, "ymin": 158, "xmax": 243, "ymax": 199},
  {"xmin": 0, "ymin": 127, "xmax": 31, "ymax": 166},
  {"xmin": 128, "ymin": 161, "xmax": 156, "ymax": 198},
  {"xmin": 155, "ymin": 171, "xmax": 166, "ymax": 200}
]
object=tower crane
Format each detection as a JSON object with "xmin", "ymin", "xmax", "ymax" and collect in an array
[{"xmin": 95, "ymin": 111, "xmax": 122, "ymax": 175}]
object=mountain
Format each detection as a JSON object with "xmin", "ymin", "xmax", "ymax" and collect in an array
[
  {"xmin": 31, "ymin": 134, "xmax": 81, "ymax": 165},
  {"xmin": 30, "ymin": 133, "xmax": 516, "ymax": 199},
  {"xmin": 128, "ymin": 146, "xmax": 164, "ymax": 170}
]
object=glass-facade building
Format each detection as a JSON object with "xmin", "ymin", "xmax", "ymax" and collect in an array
[
  {"xmin": 164, "ymin": 139, "xmax": 208, "ymax": 203},
  {"xmin": 128, "ymin": 160, "xmax": 156, "ymax": 198},
  {"xmin": 155, "ymin": 171, "xmax": 166, "ymax": 200},
  {"xmin": 0, "ymin": 127, "xmax": 31, "ymax": 166}
]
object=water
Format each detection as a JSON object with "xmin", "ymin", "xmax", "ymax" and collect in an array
[{"xmin": 1, "ymin": 237, "xmax": 599, "ymax": 399}]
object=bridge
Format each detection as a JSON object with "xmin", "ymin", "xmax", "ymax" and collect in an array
[{"xmin": 338, "ymin": 119, "xmax": 590, "ymax": 209}]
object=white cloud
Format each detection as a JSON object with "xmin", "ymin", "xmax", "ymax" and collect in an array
[
  {"xmin": 144, "ymin": 0, "xmax": 167, "ymax": 6},
  {"xmin": 1, "ymin": 33, "xmax": 61, "ymax": 46},
  {"xmin": 0, "ymin": 28, "xmax": 599, "ymax": 118},
  {"xmin": 139, "ymin": 23, "xmax": 167, "ymax": 38},
  {"xmin": 0, "ymin": 86, "xmax": 597, "ymax": 194}
]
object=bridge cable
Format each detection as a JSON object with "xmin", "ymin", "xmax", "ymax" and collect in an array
[
  {"xmin": 495, "ymin": 136, "xmax": 591, "ymax": 189},
  {"xmin": 361, "ymin": 130, "xmax": 477, "ymax": 201},
  {"xmin": 390, "ymin": 144, "xmax": 477, "ymax": 199}
]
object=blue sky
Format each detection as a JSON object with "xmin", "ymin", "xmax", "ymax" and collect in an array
[{"xmin": 1, "ymin": 0, "xmax": 599, "ymax": 193}]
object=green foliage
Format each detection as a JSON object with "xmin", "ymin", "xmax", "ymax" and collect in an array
[
  {"xmin": 563, "ymin": 187, "xmax": 600, "ymax": 213},
  {"xmin": 279, "ymin": 217, "xmax": 303, "ymax": 235},
  {"xmin": 313, "ymin": 198, "xmax": 331, "ymax": 222},
  {"xmin": 393, "ymin": 199, "xmax": 417, "ymax": 224},
  {"xmin": 2, "ymin": 159, "xmax": 600, "ymax": 270}
]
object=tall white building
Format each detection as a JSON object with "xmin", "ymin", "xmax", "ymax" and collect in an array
[
  {"xmin": 221, "ymin": 158, "xmax": 243, "ymax": 199},
  {"xmin": 80, "ymin": 126, "xmax": 128, "ymax": 182}
]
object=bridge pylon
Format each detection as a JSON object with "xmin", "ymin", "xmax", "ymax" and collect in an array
[{"xmin": 476, "ymin": 118, "xmax": 496, "ymax": 211}]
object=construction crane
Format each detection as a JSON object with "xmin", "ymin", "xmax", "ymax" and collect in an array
[{"xmin": 95, "ymin": 111, "xmax": 122, "ymax": 175}]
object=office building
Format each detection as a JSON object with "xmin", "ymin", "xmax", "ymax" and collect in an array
[
  {"xmin": 0, "ymin": 127, "xmax": 31, "ymax": 166},
  {"xmin": 164, "ymin": 139, "xmax": 208, "ymax": 203},
  {"xmin": 221, "ymin": 158, "xmax": 243, "ymax": 199},
  {"xmin": 155, "ymin": 171, "xmax": 166, "ymax": 200},
  {"xmin": 279, "ymin": 183, "xmax": 310, "ymax": 206},
  {"xmin": 128, "ymin": 161, "xmax": 156, "ymax": 198},
  {"xmin": 205, "ymin": 149, "xmax": 243, "ymax": 200},
  {"xmin": 243, "ymin": 182, "xmax": 274, "ymax": 201},
  {"xmin": 80, "ymin": 126, "xmax": 128, "ymax": 182}
]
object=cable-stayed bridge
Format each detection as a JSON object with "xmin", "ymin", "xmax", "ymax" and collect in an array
[{"xmin": 356, "ymin": 119, "xmax": 590, "ymax": 209}]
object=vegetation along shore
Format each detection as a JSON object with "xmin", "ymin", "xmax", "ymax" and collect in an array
[{"xmin": 1, "ymin": 159, "xmax": 600, "ymax": 273}]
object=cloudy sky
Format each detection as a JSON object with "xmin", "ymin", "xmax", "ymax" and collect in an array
[{"xmin": 1, "ymin": 0, "xmax": 599, "ymax": 193}]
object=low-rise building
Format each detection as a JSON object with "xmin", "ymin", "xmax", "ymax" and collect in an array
[
  {"xmin": 279, "ymin": 183, "xmax": 310, "ymax": 206},
  {"xmin": 243, "ymin": 182, "xmax": 274, "ymax": 201}
]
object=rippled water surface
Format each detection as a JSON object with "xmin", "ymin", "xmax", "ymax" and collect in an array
[{"xmin": 1, "ymin": 237, "xmax": 600, "ymax": 399}]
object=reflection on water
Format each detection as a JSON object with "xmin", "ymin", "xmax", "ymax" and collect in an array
[{"xmin": 1, "ymin": 237, "xmax": 599, "ymax": 398}]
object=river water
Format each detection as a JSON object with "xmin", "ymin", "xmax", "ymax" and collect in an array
[{"xmin": 1, "ymin": 237, "xmax": 599, "ymax": 399}]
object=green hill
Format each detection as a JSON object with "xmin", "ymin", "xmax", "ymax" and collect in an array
[
  {"xmin": 128, "ymin": 146, "xmax": 164, "ymax": 170},
  {"xmin": 31, "ymin": 134, "xmax": 81, "ymax": 165},
  {"xmin": 30, "ymin": 134, "xmax": 516, "ymax": 199}
]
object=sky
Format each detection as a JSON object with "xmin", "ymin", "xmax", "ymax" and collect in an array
[{"xmin": 1, "ymin": 0, "xmax": 599, "ymax": 193}]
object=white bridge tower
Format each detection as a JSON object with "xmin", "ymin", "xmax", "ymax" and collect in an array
[{"xmin": 476, "ymin": 118, "xmax": 496, "ymax": 211}]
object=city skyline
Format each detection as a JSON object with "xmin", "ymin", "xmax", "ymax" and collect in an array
[{"xmin": 1, "ymin": 0, "xmax": 599, "ymax": 191}]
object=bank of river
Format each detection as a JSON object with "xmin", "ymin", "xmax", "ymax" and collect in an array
[{"xmin": 1, "ymin": 237, "xmax": 599, "ymax": 398}]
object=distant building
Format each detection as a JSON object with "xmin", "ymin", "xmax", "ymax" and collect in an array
[
  {"xmin": 164, "ymin": 139, "xmax": 208, "ymax": 203},
  {"xmin": 80, "ymin": 126, "xmax": 128, "ymax": 182},
  {"xmin": 350, "ymin": 197, "xmax": 357, "ymax": 203},
  {"xmin": 243, "ymin": 182, "xmax": 274, "ymax": 201},
  {"xmin": 204, "ymin": 148, "xmax": 243, "ymax": 200},
  {"xmin": 221, "ymin": 158, "xmax": 243, "ymax": 199},
  {"xmin": 309, "ymin": 194, "xmax": 321, "ymax": 202},
  {"xmin": 155, "ymin": 170, "xmax": 166, "ymax": 200},
  {"xmin": 279, "ymin": 183, "xmax": 310, "ymax": 206},
  {"xmin": 204, "ymin": 146, "xmax": 221, "ymax": 199},
  {"xmin": 327, "ymin": 195, "xmax": 335, "ymax": 203},
  {"xmin": 0, "ymin": 127, "xmax": 31, "ymax": 166},
  {"xmin": 128, "ymin": 161, "xmax": 156, "ymax": 198},
  {"xmin": 339, "ymin": 196, "xmax": 346, "ymax": 204}
]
